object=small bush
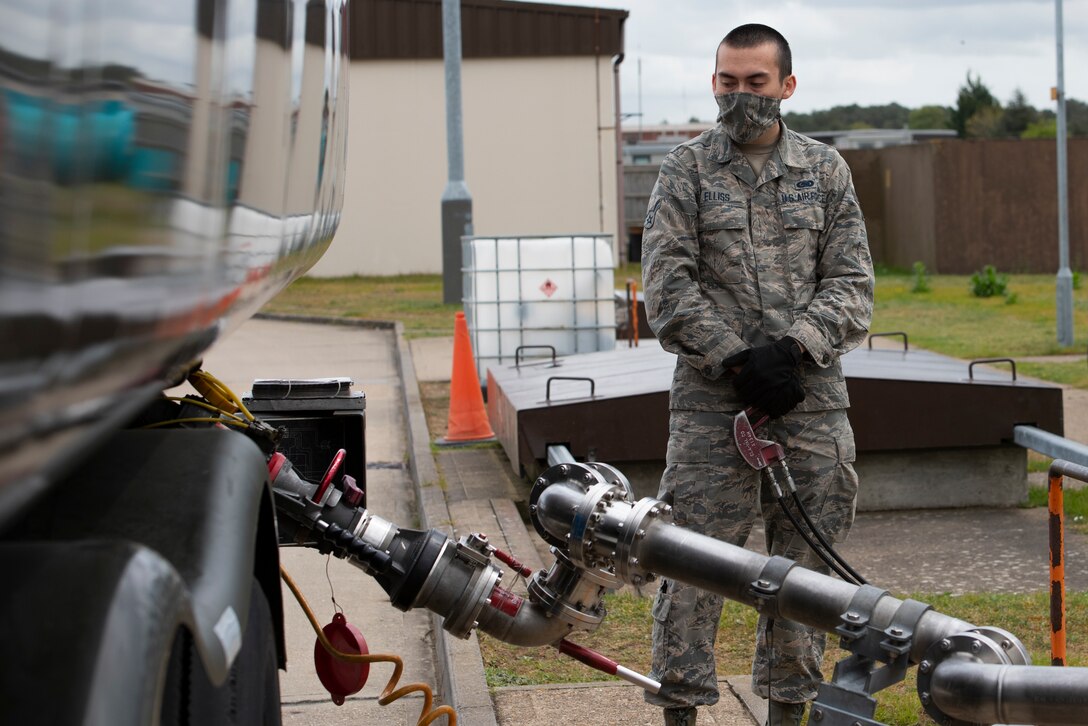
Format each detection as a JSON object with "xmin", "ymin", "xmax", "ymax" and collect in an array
[
  {"xmin": 970, "ymin": 265, "xmax": 1009, "ymax": 298},
  {"xmin": 910, "ymin": 261, "xmax": 931, "ymax": 293},
  {"xmin": 1074, "ymin": 270, "xmax": 1082, "ymax": 290}
]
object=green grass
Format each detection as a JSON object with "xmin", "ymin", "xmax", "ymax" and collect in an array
[
  {"xmin": 264, "ymin": 266, "xmax": 648, "ymax": 341},
  {"xmin": 262, "ymin": 274, "xmax": 462, "ymax": 338},
  {"xmin": 870, "ymin": 271, "xmax": 1088, "ymax": 359},
  {"xmin": 1018, "ymin": 360, "xmax": 1088, "ymax": 388},
  {"xmin": 615, "ymin": 261, "xmax": 643, "ymax": 286},
  {"xmin": 264, "ymin": 267, "xmax": 1088, "ymax": 363},
  {"xmin": 1026, "ymin": 485, "xmax": 1088, "ymax": 533},
  {"xmin": 264, "ymin": 264, "xmax": 649, "ymax": 339},
  {"xmin": 480, "ymin": 590, "xmax": 1088, "ymax": 725}
]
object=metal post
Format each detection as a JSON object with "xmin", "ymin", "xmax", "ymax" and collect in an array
[
  {"xmin": 1049, "ymin": 464, "xmax": 1066, "ymax": 665},
  {"xmin": 613, "ymin": 53, "xmax": 626, "ymax": 265},
  {"xmin": 1055, "ymin": 0, "xmax": 1074, "ymax": 346},
  {"xmin": 441, "ymin": 0, "xmax": 472, "ymax": 305},
  {"xmin": 1047, "ymin": 459, "xmax": 1088, "ymax": 665}
]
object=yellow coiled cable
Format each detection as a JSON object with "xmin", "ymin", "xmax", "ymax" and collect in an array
[
  {"xmin": 280, "ymin": 566, "xmax": 457, "ymax": 726},
  {"xmin": 188, "ymin": 370, "xmax": 255, "ymax": 421}
]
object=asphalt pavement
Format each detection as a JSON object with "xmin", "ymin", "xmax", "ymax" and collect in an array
[{"xmin": 200, "ymin": 316, "xmax": 1088, "ymax": 726}]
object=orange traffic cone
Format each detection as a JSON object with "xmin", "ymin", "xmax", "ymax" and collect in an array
[{"xmin": 436, "ymin": 311, "xmax": 495, "ymax": 445}]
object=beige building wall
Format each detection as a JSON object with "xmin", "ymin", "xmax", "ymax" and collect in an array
[
  {"xmin": 311, "ymin": 55, "xmax": 619, "ymax": 276},
  {"xmin": 238, "ymin": 38, "xmax": 291, "ymax": 213}
]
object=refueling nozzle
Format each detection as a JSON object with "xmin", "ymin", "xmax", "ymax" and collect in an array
[{"xmin": 267, "ymin": 450, "xmax": 618, "ymax": 647}]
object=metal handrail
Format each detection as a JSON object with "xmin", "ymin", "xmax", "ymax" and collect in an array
[
  {"xmin": 867, "ymin": 331, "xmax": 909, "ymax": 351},
  {"xmin": 968, "ymin": 357, "xmax": 1017, "ymax": 381},
  {"xmin": 545, "ymin": 376, "xmax": 595, "ymax": 402},
  {"xmin": 515, "ymin": 345, "xmax": 557, "ymax": 368},
  {"xmin": 1014, "ymin": 426, "xmax": 1088, "ymax": 467},
  {"xmin": 1011, "ymin": 428, "xmax": 1088, "ymax": 665},
  {"xmin": 1046, "ymin": 459, "xmax": 1088, "ymax": 666}
]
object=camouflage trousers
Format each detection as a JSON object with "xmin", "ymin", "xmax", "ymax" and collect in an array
[{"xmin": 645, "ymin": 408, "xmax": 859, "ymax": 708}]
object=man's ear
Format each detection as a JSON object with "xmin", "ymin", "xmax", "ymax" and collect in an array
[{"xmin": 781, "ymin": 74, "xmax": 797, "ymax": 101}]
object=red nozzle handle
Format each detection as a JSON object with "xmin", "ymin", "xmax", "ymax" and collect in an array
[
  {"xmin": 557, "ymin": 639, "xmax": 617, "ymax": 676},
  {"xmin": 557, "ymin": 639, "xmax": 663, "ymax": 694},
  {"xmin": 492, "ymin": 548, "xmax": 533, "ymax": 578},
  {"xmin": 314, "ymin": 448, "xmax": 347, "ymax": 502}
]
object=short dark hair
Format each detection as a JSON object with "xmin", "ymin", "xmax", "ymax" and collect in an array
[{"xmin": 719, "ymin": 24, "xmax": 792, "ymax": 80}]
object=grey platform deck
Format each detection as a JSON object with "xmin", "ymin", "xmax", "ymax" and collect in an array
[{"xmin": 486, "ymin": 339, "xmax": 1064, "ymax": 485}]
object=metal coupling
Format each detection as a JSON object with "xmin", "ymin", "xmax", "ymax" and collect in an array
[
  {"xmin": 529, "ymin": 461, "xmax": 664, "ymax": 586},
  {"xmin": 916, "ymin": 627, "xmax": 1031, "ymax": 725},
  {"xmin": 407, "ymin": 533, "xmax": 502, "ymax": 639},
  {"xmin": 526, "ymin": 548, "xmax": 618, "ymax": 628}
]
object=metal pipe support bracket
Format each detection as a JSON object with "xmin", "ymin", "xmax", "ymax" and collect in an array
[
  {"xmin": 747, "ymin": 556, "xmax": 796, "ymax": 619},
  {"xmin": 814, "ymin": 589, "xmax": 940, "ymax": 725}
]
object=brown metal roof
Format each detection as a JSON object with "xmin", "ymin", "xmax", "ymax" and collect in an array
[{"xmin": 349, "ymin": 0, "xmax": 628, "ymax": 60}]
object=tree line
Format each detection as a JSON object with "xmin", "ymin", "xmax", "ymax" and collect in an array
[{"xmin": 777, "ymin": 73, "xmax": 1088, "ymax": 139}]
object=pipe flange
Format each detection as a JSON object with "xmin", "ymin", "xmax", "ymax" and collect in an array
[
  {"xmin": 529, "ymin": 463, "xmax": 604, "ymax": 550},
  {"xmin": 916, "ymin": 630, "xmax": 1016, "ymax": 725},
  {"xmin": 970, "ymin": 626, "xmax": 1030, "ymax": 666},
  {"xmin": 526, "ymin": 549, "xmax": 618, "ymax": 628},
  {"xmin": 408, "ymin": 534, "xmax": 503, "ymax": 640},
  {"xmin": 584, "ymin": 462, "xmax": 635, "ymax": 502},
  {"xmin": 568, "ymin": 482, "xmax": 625, "ymax": 570},
  {"xmin": 612, "ymin": 496, "xmax": 671, "ymax": 585},
  {"xmin": 442, "ymin": 564, "xmax": 501, "ymax": 639}
]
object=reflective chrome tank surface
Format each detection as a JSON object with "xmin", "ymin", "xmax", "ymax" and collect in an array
[{"xmin": 0, "ymin": 0, "xmax": 350, "ymax": 520}]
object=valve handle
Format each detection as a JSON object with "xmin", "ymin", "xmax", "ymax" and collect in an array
[
  {"xmin": 556, "ymin": 639, "xmax": 661, "ymax": 694},
  {"xmin": 314, "ymin": 448, "xmax": 347, "ymax": 502}
]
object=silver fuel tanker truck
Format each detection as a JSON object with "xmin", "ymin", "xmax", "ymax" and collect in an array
[{"xmin": 0, "ymin": 1, "xmax": 351, "ymax": 722}]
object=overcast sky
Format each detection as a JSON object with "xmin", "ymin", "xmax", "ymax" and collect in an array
[{"xmin": 544, "ymin": 0, "xmax": 1088, "ymax": 124}]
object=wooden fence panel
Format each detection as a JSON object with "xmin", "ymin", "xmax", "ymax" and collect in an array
[
  {"xmin": 845, "ymin": 138, "xmax": 1088, "ymax": 274},
  {"xmin": 624, "ymin": 138, "xmax": 1088, "ymax": 274}
]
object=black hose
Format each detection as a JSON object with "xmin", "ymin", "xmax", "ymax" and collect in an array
[
  {"xmin": 786, "ymin": 490, "xmax": 868, "ymax": 585},
  {"xmin": 762, "ymin": 466, "xmax": 863, "ymax": 584},
  {"xmin": 772, "ymin": 491, "xmax": 859, "ymax": 584},
  {"xmin": 775, "ymin": 460, "xmax": 868, "ymax": 585}
]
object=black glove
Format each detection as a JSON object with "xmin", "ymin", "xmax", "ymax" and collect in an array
[
  {"xmin": 721, "ymin": 347, "xmax": 751, "ymax": 371},
  {"xmin": 732, "ymin": 336, "xmax": 806, "ymax": 418}
]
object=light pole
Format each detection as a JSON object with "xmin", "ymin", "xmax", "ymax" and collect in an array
[
  {"xmin": 441, "ymin": 0, "xmax": 472, "ymax": 305},
  {"xmin": 1055, "ymin": 0, "xmax": 1074, "ymax": 346}
]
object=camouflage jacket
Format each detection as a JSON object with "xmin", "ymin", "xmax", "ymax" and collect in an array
[{"xmin": 642, "ymin": 120, "xmax": 874, "ymax": 412}]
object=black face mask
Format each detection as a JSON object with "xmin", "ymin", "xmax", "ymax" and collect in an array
[{"xmin": 715, "ymin": 92, "xmax": 782, "ymax": 144}]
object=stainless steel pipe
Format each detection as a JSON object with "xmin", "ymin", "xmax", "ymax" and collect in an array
[
  {"xmin": 638, "ymin": 520, "xmax": 980, "ymax": 665},
  {"xmin": 534, "ymin": 475, "xmax": 974, "ymax": 662},
  {"xmin": 930, "ymin": 661, "xmax": 1088, "ymax": 725},
  {"xmin": 531, "ymin": 465, "xmax": 1088, "ymax": 725}
]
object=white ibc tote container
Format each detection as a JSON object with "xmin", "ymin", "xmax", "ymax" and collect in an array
[{"xmin": 462, "ymin": 235, "xmax": 617, "ymax": 384}]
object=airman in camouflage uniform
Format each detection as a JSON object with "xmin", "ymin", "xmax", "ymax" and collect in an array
[{"xmin": 641, "ymin": 24, "xmax": 873, "ymax": 726}]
